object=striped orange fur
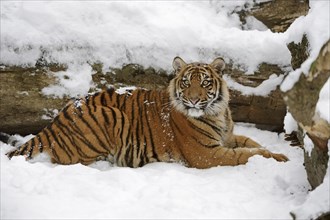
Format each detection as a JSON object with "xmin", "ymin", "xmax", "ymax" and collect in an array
[{"xmin": 7, "ymin": 57, "xmax": 288, "ymax": 168}]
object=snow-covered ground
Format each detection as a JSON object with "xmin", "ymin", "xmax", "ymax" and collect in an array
[
  {"xmin": 0, "ymin": 124, "xmax": 312, "ymax": 219},
  {"xmin": 1, "ymin": 0, "xmax": 330, "ymax": 219}
]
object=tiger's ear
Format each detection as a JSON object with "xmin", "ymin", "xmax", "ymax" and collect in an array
[
  {"xmin": 210, "ymin": 57, "xmax": 226, "ymax": 74},
  {"xmin": 172, "ymin": 56, "xmax": 187, "ymax": 73}
]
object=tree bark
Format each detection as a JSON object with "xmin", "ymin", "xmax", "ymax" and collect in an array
[{"xmin": 282, "ymin": 39, "xmax": 330, "ymax": 189}]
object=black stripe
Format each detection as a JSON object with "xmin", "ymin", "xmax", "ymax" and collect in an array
[
  {"xmin": 197, "ymin": 118, "xmax": 223, "ymax": 137},
  {"xmin": 42, "ymin": 128, "xmax": 52, "ymax": 149},
  {"xmin": 86, "ymin": 104, "xmax": 112, "ymax": 152},
  {"xmin": 116, "ymin": 140, "xmax": 125, "ymax": 164},
  {"xmin": 130, "ymin": 92, "xmax": 138, "ymax": 164},
  {"xmin": 125, "ymin": 143, "xmax": 133, "ymax": 167},
  {"xmin": 36, "ymin": 134, "xmax": 43, "ymax": 153},
  {"xmin": 19, "ymin": 143, "xmax": 28, "ymax": 156},
  {"xmin": 85, "ymin": 95, "xmax": 92, "ymax": 106},
  {"xmin": 125, "ymin": 123, "xmax": 131, "ymax": 146},
  {"xmin": 134, "ymin": 119, "xmax": 141, "ymax": 162},
  {"xmin": 77, "ymin": 105, "xmax": 110, "ymax": 152},
  {"xmin": 102, "ymin": 107, "xmax": 121, "ymax": 152},
  {"xmin": 118, "ymin": 111, "xmax": 126, "ymax": 147},
  {"xmin": 109, "ymin": 107, "xmax": 117, "ymax": 130},
  {"xmin": 142, "ymin": 136, "xmax": 149, "ymax": 165},
  {"xmin": 107, "ymin": 87, "xmax": 115, "ymax": 97},
  {"xmin": 52, "ymin": 119, "xmax": 76, "ymax": 157},
  {"xmin": 131, "ymin": 93, "xmax": 135, "ymax": 122},
  {"xmin": 135, "ymin": 92, "xmax": 145, "ymax": 162},
  {"xmin": 49, "ymin": 121, "xmax": 73, "ymax": 158},
  {"xmin": 116, "ymin": 112, "xmax": 130, "ymax": 161},
  {"xmin": 138, "ymin": 139, "xmax": 145, "ymax": 167},
  {"xmin": 43, "ymin": 128, "xmax": 60, "ymax": 162},
  {"xmin": 243, "ymin": 137, "xmax": 249, "ymax": 147},
  {"xmin": 216, "ymin": 80, "xmax": 223, "ymax": 102},
  {"xmin": 51, "ymin": 126, "xmax": 73, "ymax": 163},
  {"xmin": 7, "ymin": 149, "xmax": 18, "ymax": 159},
  {"xmin": 62, "ymin": 110, "xmax": 105, "ymax": 154},
  {"xmin": 99, "ymin": 108, "xmax": 116, "ymax": 151},
  {"xmin": 27, "ymin": 138, "xmax": 35, "ymax": 159},
  {"xmin": 54, "ymin": 120, "xmax": 76, "ymax": 157},
  {"xmin": 106, "ymin": 88, "xmax": 115, "ymax": 107},
  {"xmin": 101, "ymin": 92, "xmax": 106, "ymax": 106},
  {"xmin": 188, "ymin": 120, "xmax": 220, "ymax": 142},
  {"xmin": 92, "ymin": 95, "xmax": 97, "ymax": 112},
  {"xmin": 191, "ymin": 136, "xmax": 219, "ymax": 148},
  {"xmin": 115, "ymin": 92, "xmax": 121, "ymax": 109},
  {"xmin": 143, "ymin": 93, "xmax": 159, "ymax": 161},
  {"xmin": 101, "ymin": 108, "xmax": 110, "ymax": 124},
  {"xmin": 56, "ymin": 119, "xmax": 95, "ymax": 160},
  {"xmin": 48, "ymin": 124, "xmax": 72, "ymax": 159}
]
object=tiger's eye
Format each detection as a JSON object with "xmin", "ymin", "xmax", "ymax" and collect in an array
[
  {"xmin": 182, "ymin": 80, "xmax": 190, "ymax": 86},
  {"xmin": 202, "ymin": 80, "xmax": 210, "ymax": 87}
]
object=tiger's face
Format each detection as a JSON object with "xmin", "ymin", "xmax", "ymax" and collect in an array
[{"xmin": 169, "ymin": 57, "xmax": 229, "ymax": 118}]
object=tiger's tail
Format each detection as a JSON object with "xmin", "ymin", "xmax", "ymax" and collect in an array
[{"xmin": 6, "ymin": 133, "xmax": 51, "ymax": 160}]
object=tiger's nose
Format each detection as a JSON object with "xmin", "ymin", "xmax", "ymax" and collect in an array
[{"xmin": 190, "ymin": 98, "xmax": 200, "ymax": 105}]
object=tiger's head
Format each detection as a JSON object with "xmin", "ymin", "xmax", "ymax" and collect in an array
[{"xmin": 168, "ymin": 57, "xmax": 229, "ymax": 118}]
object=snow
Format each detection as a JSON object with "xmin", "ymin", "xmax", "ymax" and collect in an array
[
  {"xmin": 224, "ymin": 73, "xmax": 284, "ymax": 96},
  {"xmin": 1, "ymin": 0, "xmax": 330, "ymax": 219},
  {"xmin": 292, "ymin": 141, "xmax": 330, "ymax": 220},
  {"xmin": 316, "ymin": 78, "xmax": 330, "ymax": 124},
  {"xmin": 115, "ymin": 86, "xmax": 137, "ymax": 95},
  {"xmin": 1, "ymin": 123, "xmax": 313, "ymax": 219},
  {"xmin": 304, "ymin": 135, "xmax": 314, "ymax": 157},
  {"xmin": 41, "ymin": 62, "xmax": 94, "ymax": 98},
  {"xmin": 284, "ymin": 111, "xmax": 298, "ymax": 134},
  {"xmin": 1, "ymin": 0, "xmax": 291, "ymax": 97},
  {"xmin": 280, "ymin": 1, "xmax": 330, "ymax": 92},
  {"xmin": 1, "ymin": 1, "xmax": 327, "ymax": 97}
]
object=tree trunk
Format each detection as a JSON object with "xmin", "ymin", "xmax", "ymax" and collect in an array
[{"xmin": 282, "ymin": 39, "xmax": 330, "ymax": 189}]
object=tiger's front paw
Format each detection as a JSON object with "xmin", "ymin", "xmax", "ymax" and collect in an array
[
  {"xmin": 259, "ymin": 149, "xmax": 288, "ymax": 162},
  {"xmin": 270, "ymin": 152, "xmax": 289, "ymax": 162}
]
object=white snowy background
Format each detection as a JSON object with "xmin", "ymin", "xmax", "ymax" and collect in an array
[{"xmin": 1, "ymin": 0, "xmax": 329, "ymax": 219}]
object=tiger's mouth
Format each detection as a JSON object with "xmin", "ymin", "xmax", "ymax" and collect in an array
[
  {"xmin": 186, "ymin": 108, "xmax": 205, "ymax": 117},
  {"xmin": 181, "ymin": 99, "xmax": 209, "ymax": 117},
  {"xmin": 184, "ymin": 103, "xmax": 206, "ymax": 111}
]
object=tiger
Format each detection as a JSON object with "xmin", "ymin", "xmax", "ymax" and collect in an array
[{"xmin": 6, "ymin": 57, "xmax": 288, "ymax": 168}]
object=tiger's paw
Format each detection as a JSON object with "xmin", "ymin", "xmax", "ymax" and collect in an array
[
  {"xmin": 270, "ymin": 153, "xmax": 289, "ymax": 162},
  {"xmin": 259, "ymin": 149, "xmax": 288, "ymax": 162}
]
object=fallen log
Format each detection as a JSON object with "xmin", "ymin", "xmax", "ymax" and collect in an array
[{"xmin": 0, "ymin": 63, "xmax": 287, "ymax": 135}]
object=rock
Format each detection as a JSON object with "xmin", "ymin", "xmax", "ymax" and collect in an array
[
  {"xmin": 316, "ymin": 212, "xmax": 330, "ymax": 220},
  {"xmin": 283, "ymin": 39, "xmax": 330, "ymax": 189},
  {"xmin": 92, "ymin": 63, "xmax": 172, "ymax": 91},
  {"xmin": 224, "ymin": 62, "xmax": 287, "ymax": 132},
  {"xmin": 247, "ymin": 0, "xmax": 309, "ymax": 32},
  {"xmin": 287, "ymin": 34, "xmax": 310, "ymax": 70},
  {"xmin": 230, "ymin": 89, "xmax": 286, "ymax": 132},
  {"xmin": 0, "ymin": 65, "xmax": 69, "ymax": 135},
  {"xmin": 237, "ymin": 0, "xmax": 309, "ymax": 32}
]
